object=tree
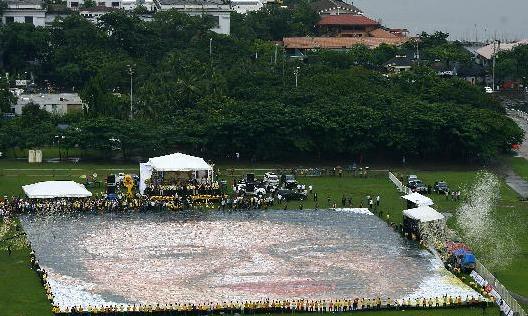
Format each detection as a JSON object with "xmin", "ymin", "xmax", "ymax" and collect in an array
[
  {"xmin": 81, "ymin": 0, "xmax": 95, "ymax": 8},
  {"xmin": 0, "ymin": 76, "xmax": 15, "ymax": 113}
]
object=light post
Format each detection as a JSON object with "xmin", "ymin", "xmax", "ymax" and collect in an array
[
  {"xmin": 209, "ymin": 38, "xmax": 213, "ymax": 66},
  {"xmin": 293, "ymin": 66, "xmax": 300, "ymax": 88},
  {"xmin": 274, "ymin": 43, "xmax": 278, "ymax": 65},
  {"xmin": 55, "ymin": 135, "xmax": 65, "ymax": 161},
  {"xmin": 127, "ymin": 64, "xmax": 135, "ymax": 119}
]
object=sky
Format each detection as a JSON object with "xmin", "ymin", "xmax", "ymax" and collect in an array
[{"xmin": 352, "ymin": 0, "xmax": 528, "ymax": 42}]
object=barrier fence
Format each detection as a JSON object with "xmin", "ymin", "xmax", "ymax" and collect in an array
[
  {"xmin": 473, "ymin": 260, "xmax": 526, "ymax": 316},
  {"xmin": 388, "ymin": 171, "xmax": 410, "ymax": 194}
]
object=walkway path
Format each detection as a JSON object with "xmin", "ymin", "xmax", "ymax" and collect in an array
[{"xmin": 506, "ymin": 109, "xmax": 528, "ymax": 198}]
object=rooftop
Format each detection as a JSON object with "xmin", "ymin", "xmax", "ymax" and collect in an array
[
  {"xmin": 79, "ymin": 5, "xmax": 118, "ymax": 12},
  {"xmin": 317, "ymin": 14, "xmax": 380, "ymax": 26},
  {"xmin": 369, "ymin": 28, "xmax": 397, "ymax": 38},
  {"xmin": 5, "ymin": 0, "xmax": 43, "ymax": 5},
  {"xmin": 476, "ymin": 39, "xmax": 528, "ymax": 60},
  {"xmin": 17, "ymin": 93, "xmax": 83, "ymax": 105},
  {"xmin": 310, "ymin": 0, "xmax": 362, "ymax": 14},
  {"xmin": 283, "ymin": 36, "xmax": 409, "ymax": 50},
  {"xmin": 157, "ymin": 0, "xmax": 226, "ymax": 5},
  {"xmin": 383, "ymin": 53, "xmax": 416, "ymax": 68}
]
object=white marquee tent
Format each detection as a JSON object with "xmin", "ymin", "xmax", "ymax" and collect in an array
[
  {"xmin": 139, "ymin": 153, "xmax": 213, "ymax": 194},
  {"xmin": 401, "ymin": 192, "xmax": 434, "ymax": 206},
  {"xmin": 402, "ymin": 205, "xmax": 445, "ymax": 223},
  {"xmin": 22, "ymin": 181, "xmax": 92, "ymax": 199}
]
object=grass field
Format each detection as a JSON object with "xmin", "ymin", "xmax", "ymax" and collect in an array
[
  {"xmin": 0, "ymin": 159, "xmax": 526, "ymax": 315},
  {"xmin": 0, "ymin": 220, "xmax": 54, "ymax": 316},
  {"xmin": 509, "ymin": 156, "xmax": 528, "ymax": 181}
]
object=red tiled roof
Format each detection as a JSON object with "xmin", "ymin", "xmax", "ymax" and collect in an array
[
  {"xmin": 317, "ymin": 15, "xmax": 380, "ymax": 26},
  {"xmin": 282, "ymin": 37, "xmax": 409, "ymax": 49},
  {"xmin": 368, "ymin": 28, "xmax": 397, "ymax": 38}
]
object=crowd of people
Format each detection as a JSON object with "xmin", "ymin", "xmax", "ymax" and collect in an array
[
  {"xmin": 53, "ymin": 295, "xmax": 490, "ymax": 315},
  {"xmin": 145, "ymin": 180, "xmax": 222, "ymax": 199},
  {"xmin": 0, "ymin": 196, "xmax": 177, "ymax": 216}
]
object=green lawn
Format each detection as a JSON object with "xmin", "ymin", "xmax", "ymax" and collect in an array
[
  {"xmin": 0, "ymin": 221, "xmax": 53, "ymax": 316},
  {"xmin": 509, "ymin": 156, "xmax": 528, "ymax": 181},
  {"xmin": 0, "ymin": 160, "xmax": 526, "ymax": 315}
]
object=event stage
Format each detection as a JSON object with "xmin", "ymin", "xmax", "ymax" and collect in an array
[{"xmin": 20, "ymin": 209, "xmax": 479, "ymax": 308}]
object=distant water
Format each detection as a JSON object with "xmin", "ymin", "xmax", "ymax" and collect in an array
[
  {"xmin": 353, "ymin": 0, "xmax": 528, "ymax": 41},
  {"xmin": 21, "ymin": 209, "xmax": 479, "ymax": 309}
]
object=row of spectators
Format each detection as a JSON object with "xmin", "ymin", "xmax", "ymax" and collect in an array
[{"xmin": 53, "ymin": 295, "xmax": 490, "ymax": 315}]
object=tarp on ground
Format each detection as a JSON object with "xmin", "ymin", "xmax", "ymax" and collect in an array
[
  {"xmin": 147, "ymin": 153, "xmax": 212, "ymax": 172},
  {"xmin": 403, "ymin": 205, "xmax": 445, "ymax": 222},
  {"xmin": 401, "ymin": 192, "xmax": 434, "ymax": 206},
  {"xmin": 22, "ymin": 181, "xmax": 92, "ymax": 199}
]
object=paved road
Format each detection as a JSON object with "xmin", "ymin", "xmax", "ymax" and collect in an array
[{"xmin": 506, "ymin": 109, "xmax": 528, "ymax": 198}]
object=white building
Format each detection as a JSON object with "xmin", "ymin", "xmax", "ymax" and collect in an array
[
  {"xmin": 79, "ymin": 6, "xmax": 118, "ymax": 22},
  {"xmin": 12, "ymin": 93, "xmax": 85, "ymax": 115},
  {"xmin": 2, "ymin": 0, "xmax": 46, "ymax": 26},
  {"xmin": 154, "ymin": 0, "xmax": 230, "ymax": 35},
  {"xmin": 66, "ymin": 0, "xmax": 155, "ymax": 10},
  {"xmin": 230, "ymin": 0, "xmax": 262, "ymax": 14}
]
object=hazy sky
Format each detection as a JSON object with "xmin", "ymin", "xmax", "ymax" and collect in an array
[{"xmin": 353, "ymin": 0, "xmax": 528, "ymax": 41}]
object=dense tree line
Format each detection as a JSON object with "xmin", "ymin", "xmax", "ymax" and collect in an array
[{"xmin": 0, "ymin": 8, "xmax": 523, "ymax": 162}]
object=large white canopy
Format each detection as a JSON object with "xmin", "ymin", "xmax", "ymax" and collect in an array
[
  {"xmin": 403, "ymin": 205, "xmax": 445, "ymax": 222},
  {"xmin": 147, "ymin": 153, "xmax": 212, "ymax": 172},
  {"xmin": 401, "ymin": 192, "xmax": 434, "ymax": 206},
  {"xmin": 22, "ymin": 181, "xmax": 92, "ymax": 199}
]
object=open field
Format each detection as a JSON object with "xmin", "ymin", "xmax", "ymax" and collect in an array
[
  {"xmin": 0, "ymin": 220, "xmax": 54, "ymax": 316},
  {"xmin": 509, "ymin": 156, "xmax": 528, "ymax": 181},
  {"xmin": 0, "ymin": 159, "xmax": 526, "ymax": 315}
]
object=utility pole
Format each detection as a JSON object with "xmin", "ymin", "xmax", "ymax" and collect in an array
[
  {"xmin": 209, "ymin": 38, "xmax": 213, "ymax": 66},
  {"xmin": 416, "ymin": 40, "xmax": 420, "ymax": 65},
  {"xmin": 294, "ymin": 66, "xmax": 300, "ymax": 87},
  {"xmin": 492, "ymin": 39, "xmax": 500, "ymax": 92},
  {"xmin": 127, "ymin": 64, "xmax": 135, "ymax": 120},
  {"xmin": 274, "ymin": 43, "xmax": 278, "ymax": 65}
]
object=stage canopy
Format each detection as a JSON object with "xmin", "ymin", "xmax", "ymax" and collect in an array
[
  {"xmin": 403, "ymin": 205, "xmax": 445, "ymax": 223},
  {"xmin": 139, "ymin": 153, "xmax": 213, "ymax": 194},
  {"xmin": 147, "ymin": 153, "xmax": 212, "ymax": 172},
  {"xmin": 22, "ymin": 181, "xmax": 92, "ymax": 199},
  {"xmin": 401, "ymin": 192, "xmax": 434, "ymax": 206}
]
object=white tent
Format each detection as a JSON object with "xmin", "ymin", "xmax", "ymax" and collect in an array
[
  {"xmin": 147, "ymin": 153, "xmax": 212, "ymax": 172},
  {"xmin": 403, "ymin": 205, "xmax": 445, "ymax": 223},
  {"xmin": 139, "ymin": 153, "xmax": 213, "ymax": 194},
  {"xmin": 401, "ymin": 192, "xmax": 434, "ymax": 206},
  {"xmin": 22, "ymin": 181, "xmax": 92, "ymax": 199}
]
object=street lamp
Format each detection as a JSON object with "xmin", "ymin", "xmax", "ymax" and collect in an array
[
  {"xmin": 209, "ymin": 38, "xmax": 213, "ymax": 63},
  {"xmin": 293, "ymin": 66, "xmax": 300, "ymax": 88},
  {"xmin": 55, "ymin": 135, "xmax": 65, "ymax": 161},
  {"xmin": 126, "ymin": 64, "xmax": 135, "ymax": 120},
  {"xmin": 274, "ymin": 43, "xmax": 278, "ymax": 65}
]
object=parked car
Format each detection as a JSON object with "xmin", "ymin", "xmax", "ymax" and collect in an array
[
  {"xmin": 414, "ymin": 181, "xmax": 428, "ymax": 194},
  {"xmin": 281, "ymin": 174, "xmax": 298, "ymax": 189},
  {"xmin": 277, "ymin": 189, "xmax": 306, "ymax": 201},
  {"xmin": 408, "ymin": 175, "xmax": 418, "ymax": 182},
  {"xmin": 264, "ymin": 172, "xmax": 280, "ymax": 186},
  {"xmin": 434, "ymin": 181, "xmax": 449, "ymax": 194},
  {"xmin": 484, "ymin": 86, "xmax": 493, "ymax": 94}
]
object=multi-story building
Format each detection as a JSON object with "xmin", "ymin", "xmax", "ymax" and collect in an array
[{"xmin": 2, "ymin": 0, "xmax": 46, "ymax": 26}]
